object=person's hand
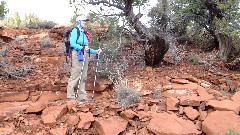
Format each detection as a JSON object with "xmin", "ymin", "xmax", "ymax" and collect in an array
[
  {"xmin": 84, "ymin": 46, "xmax": 89, "ymax": 51},
  {"xmin": 97, "ymin": 48, "xmax": 102, "ymax": 54}
]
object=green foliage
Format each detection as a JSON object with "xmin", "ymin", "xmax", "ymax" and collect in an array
[
  {"xmin": 173, "ymin": 0, "xmax": 240, "ymax": 36},
  {"xmin": 85, "ymin": 14, "xmax": 132, "ymax": 81},
  {"xmin": 3, "ymin": 12, "xmax": 57, "ymax": 29},
  {"xmin": 0, "ymin": 1, "xmax": 8, "ymax": 20},
  {"xmin": 191, "ymin": 28, "xmax": 216, "ymax": 50},
  {"xmin": 3, "ymin": 12, "xmax": 21, "ymax": 28},
  {"xmin": 116, "ymin": 87, "xmax": 140, "ymax": 106},
  {"xmin": 98, "ymin": 44, "xmax": 129, "ymax": 81}
]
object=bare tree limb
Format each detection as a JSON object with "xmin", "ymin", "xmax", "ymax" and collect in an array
[{"xmin": 87, "ymin": 0, "xmax": 124, "ymax": 10}]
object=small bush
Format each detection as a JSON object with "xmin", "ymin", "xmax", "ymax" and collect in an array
[
  {"xmin": 3, "ymin": 12, "xmax": 56, "ymax": 29},
  {"xmin": 153, "ymin": 89, "xmax": 161, "ymax": 99},
  {"xmin": 15, "ymin": 36, "xmax": 25, "ymax": 44},
  {"xmin": 40, "ymin": 38, "xmax": 53, "ymax": 49},
  {"xmin": 37, "ymin": 21, "xmax": 56, "ymax": 29},
  {"xmin": 0, "ymin": 40, "xmax": 35, "ymax": 80},
  {"xmin": 3, "ymin": 64, "xmax": 35, "ymax": 79},
  {"xmin": 188, "ymin": 54, "xmax": 203, "ymax": 65},
  {"xmin": 221, "ymin": 129, "xmax": 240, "ymax": 135},
  {"xmin": 116, "ymin": 87, "xmax": 140, "ymax": 106},
  {"xmin": 0, "ymin": 58, "xmax": 8, "ymax": 66},
  {"xmin": 226, "ymin": 79, "xmax": 237, "ymax": 93},
  {"xmin": 0, "ymin": 47, "xmax": 8, "ymax": 56},
  {"xmin": 0, "ymin": 39, "xmax": 3, "ymax": 45},
  {"xmin": 98, "ymin": 44, "xmax": 128, "ymax": 81},
  {"xmin": 220, "ymin": 90, "xmax": 230, "ymax": 96}
]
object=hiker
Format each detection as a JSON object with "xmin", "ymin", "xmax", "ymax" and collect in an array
[{"xmin": 67, "ymin": 15, "xmax": 102, "ymax": 101}]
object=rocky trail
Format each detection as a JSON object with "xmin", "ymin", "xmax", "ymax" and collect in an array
[{"xmin": 0, "ymin": 26, "xmax": 240, "ymax": 135}]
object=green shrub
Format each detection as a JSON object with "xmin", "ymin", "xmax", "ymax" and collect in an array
[
  {"xmin": 116, "ymin": 87, "xmax": 140, "ymax": 106},
  {"xmin": 3, "ymin": 12, "xmax": 56, "ymax": 29}
]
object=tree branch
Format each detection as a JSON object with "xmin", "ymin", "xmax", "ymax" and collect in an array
[{"xmin": 87, "ymin": 0, "xmax": 124, "ymax": 10}]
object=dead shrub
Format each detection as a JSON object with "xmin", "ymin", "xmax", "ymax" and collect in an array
[
  {"xmin": 40, "ymin": 38, "xmax": 53, "ymax": 49},
  {"xmin": 116, "ymin": 87, "xmax": 140, "ymax": 106}
]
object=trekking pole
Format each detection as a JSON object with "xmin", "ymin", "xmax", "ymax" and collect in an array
[
  {"xmin": 76, "ymin": 47, "xmax": 85, "ymax": 99},
  {"xmin": 92, "ymin": 52, "xmax": 100, "ymax": 98}
]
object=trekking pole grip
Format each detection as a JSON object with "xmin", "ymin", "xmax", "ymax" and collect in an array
[{"xmin": 96, "ymin": 54, "xmax": 99, "ymax": 59}]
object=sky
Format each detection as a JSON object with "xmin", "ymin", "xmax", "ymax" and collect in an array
[
  {"xmin": 5, "ymin": 0, "xmax": 158, "ymax": 25},
  {"xmin": 6, "ymin": 0, "xmax": 74, "ymax": 24}
]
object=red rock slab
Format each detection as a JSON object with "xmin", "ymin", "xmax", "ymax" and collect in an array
[
  {"xmin": 147, "ymin": 112, "xmax": 200, "ymax": 135},
  {"xmin": 202, "ymin": 111, "xmax": 240, "ymax": 134},
  {"xmin": 93, "ymin": 116, "xmax": 128, "ymax": 135}
]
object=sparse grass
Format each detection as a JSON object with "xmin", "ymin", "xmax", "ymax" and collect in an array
[
  {"xmin": 0, "ymin": 40, "xmax": 35, "ymax": 80},
  {"xmin": 0, "ymin": 58, "xmax": 8, "ymax": 66},
  {"xmin": 0, "ymin": 39, "xmax": 3, "ymax": 45},
  {"xmin": 15, "ymin": 36, "xmax": 25, "ymax": 43},
  {"xmin": 220, "ymin": 90, "xmax": 230, "ymax": 96},
  {"xmin": 226, "ymin": 79, "xmax": 237, "ymax": 93},
  {"xmin": 225, "ymin": 129, "xmax": 240, "ymax": 135},
  {"xmin": 40, "ymin": 38, "xmax": 53, "ymax": 49},
  {"xmin": 214, "ymin": 129, "xmax": 240, "ymax": 135},
  {"xmin": 188, "ymin": 54, "xmax": 203, "ymax": 65},
  {"xmin": 0, "ymin": 47, "xmax": 8, "ymax": 57},
  {"xmin": 153, "ymin": 89, "xmax": 161, "ymax": 99},
  {"xmin": 116, "ymin": 87, "xmax": 140, "ymax": 106},
  {"xmin": 2, "ymin": 64, "xmax": 36, "ymax": 79}
]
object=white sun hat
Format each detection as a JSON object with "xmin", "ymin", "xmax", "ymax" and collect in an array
[{"xmin": 76, "ymin": 15, "xmax": 89, "ymax": 21}]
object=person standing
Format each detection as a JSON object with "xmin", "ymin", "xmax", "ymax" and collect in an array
[{"xmin": 67, "ymin": 15, "xmax": 102, "ymax": 101}]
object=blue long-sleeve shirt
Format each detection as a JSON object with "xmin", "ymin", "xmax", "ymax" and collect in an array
[{"xmin": 70, "ymin": 27, "xmax": 97, "ymax": 54}]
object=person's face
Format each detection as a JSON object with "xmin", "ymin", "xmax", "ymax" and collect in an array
[{"xmin": 81, "ymin": 20, "xmax": 87, "ymax": 27}]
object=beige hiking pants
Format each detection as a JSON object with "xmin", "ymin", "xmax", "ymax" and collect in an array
[{"xmin": 67, "ymin": 50, "xmax": 89, "ymax": 99}]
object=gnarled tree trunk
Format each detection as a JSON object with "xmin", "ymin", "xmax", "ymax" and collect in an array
[
  {"xmin": 217, "ymin": 33, "xmax": 234, "ymax": 61},
  {"xmin": 145, "ymin": 35, "xmax": 169, "ymax": 66},
  {"xmin": 217, "ymin": 33, "xmax": 240, "ymax": 70},
  {"xmin": 124, "ymin": 1, "xmax": 169, "ymax": 66}
]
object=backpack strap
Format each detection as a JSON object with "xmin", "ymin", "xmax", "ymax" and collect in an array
[
  {"xmin": 75, "ymin": 27, "xmax": 80, "ymax": 42},
  {"xmin": 69, "ymin": 27, "xmax": 81, "ymax": 66}
]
